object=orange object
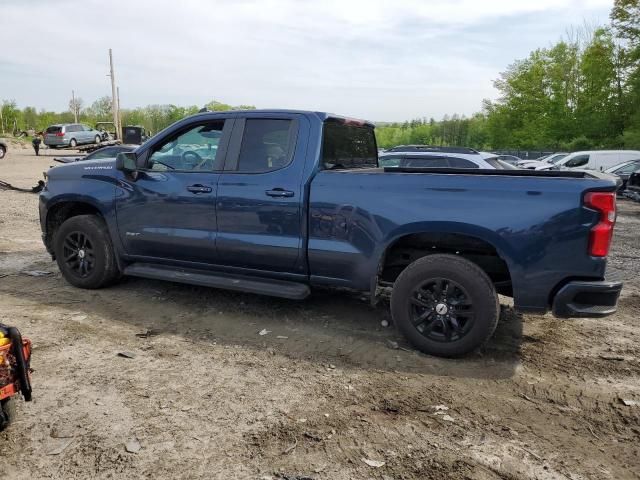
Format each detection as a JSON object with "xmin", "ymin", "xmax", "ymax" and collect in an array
[{"xmin": 0, "ymin": 337, "xmax": 32, "ymax": 402}]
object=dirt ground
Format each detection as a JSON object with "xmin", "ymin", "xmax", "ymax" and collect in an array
[{"xmin": 1, "ymin": 145, "xmax": 639, "ymax": 480}]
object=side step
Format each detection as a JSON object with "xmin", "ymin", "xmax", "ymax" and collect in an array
[{"xmin": 123, "ymin": 263, "xmax": 310, "ymax": 300}]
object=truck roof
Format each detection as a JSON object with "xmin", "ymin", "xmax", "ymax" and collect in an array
[{"xmin": 186, "ymin": 109, "xmax": 375, "ymax": 127}]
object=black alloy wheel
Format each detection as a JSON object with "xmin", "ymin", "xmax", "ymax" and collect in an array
[
  {"xmin": 410, "ymin": 277, "xmax": 475, "ymax": 342},
  {"xmin": 62, "ymin": 231, "xmax": 96, "ymax": 278}
]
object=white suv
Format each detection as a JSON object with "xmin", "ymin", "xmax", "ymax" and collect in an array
[{"xmin": 380, "ymin": 146, "xmax": 513, "ymax": 169}]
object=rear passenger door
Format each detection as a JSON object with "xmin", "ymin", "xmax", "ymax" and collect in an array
[{"xmin": 215, "ymin": 114, "xmax": 309, "ymax": 275}]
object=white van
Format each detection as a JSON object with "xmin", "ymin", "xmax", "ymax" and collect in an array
[{"xmin": 547, "ymin": 150, "xmax": 640, "ymax": 171}]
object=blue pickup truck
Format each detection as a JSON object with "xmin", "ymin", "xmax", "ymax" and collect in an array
[{"xmin": 39, "ymin": 110, "xmax": 622, "ymax": 357}]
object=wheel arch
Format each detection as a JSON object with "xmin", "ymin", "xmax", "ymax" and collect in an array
[
  {"xmin": 376, "ymin": 222, "xmax": 517, "ymax": 297},
  {"xmin": 44, "ymin": 198, "xmax": 107, "ymax": 256}
]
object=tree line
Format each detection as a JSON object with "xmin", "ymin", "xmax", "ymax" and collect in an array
[
  {"xmin": 377, "ymin": 0, "xmax": 640, "ymax": 150},
  {"xmin": 0, "ymin": 98, "xmax": 255, "ymax": 137},
  {"xmin": 2, "ymin": 1, "xmax": 638, "ymax": 151}
]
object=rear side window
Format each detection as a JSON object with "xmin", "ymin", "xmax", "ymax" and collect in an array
[
  {"xmin": 382, "ymin": 156, "xmax": 479, "ymax": 169},
  {"xmin": 322, "ymin": 122, "xmax": 377, "ymax": 170},
  {"xmin": 236, "ymin": 119, "xmax": 294, "ymax": 173},
  {"xmin": 448, "ymin": 157, "xmax": 480, "ymax": 168},
  {"xmin": 46, "ymin": 126, "xmax": 61, "ymax": 134},
  {"xmin": 401, "ymin": 157, "xmax": 449, "ymax": 168},
  {"xmin": 379, "ymin": 155, "xmax": 401, "ymax": 167}
]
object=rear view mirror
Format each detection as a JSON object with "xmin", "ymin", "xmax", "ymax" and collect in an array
[{"xmin": 116, "ymin": 152, "xmax": 138, "ymax": 173}]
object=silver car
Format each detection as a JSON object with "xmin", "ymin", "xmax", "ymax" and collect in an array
[{"xmin": 44, "ymin": 124, "xmax": 103, "ymax": 148}]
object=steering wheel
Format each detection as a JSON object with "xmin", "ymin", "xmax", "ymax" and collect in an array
[{"xmin": 182, "ymin": 150, "xmax": 203, "ymax": 169}]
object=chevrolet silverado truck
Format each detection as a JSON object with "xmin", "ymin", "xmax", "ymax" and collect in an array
[{"xmin": 39, "ymin": 110, "xmax": 622, "ymax": 357}]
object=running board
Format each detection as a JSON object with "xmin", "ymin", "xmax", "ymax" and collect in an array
[{"xmin": 124, "ymin": 263, "xmax": 310, "ymax": 300}]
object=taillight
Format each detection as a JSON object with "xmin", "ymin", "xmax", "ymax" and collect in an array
[
  {"xmin": 584, "ymin": 191, "xmax": 616, "ymax": 257},
  {"xmin": 55, "ymin": 132, "xmax": 64, "ymax": 137}
]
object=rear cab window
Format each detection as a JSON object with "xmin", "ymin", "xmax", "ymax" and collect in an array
[
  {"xmin": 46, "ymin": 126, "xmax": 61, "ymax": 134},
  {"xmin": 322, "ymin": 120, "xmax": 377, "ymax": 170}
]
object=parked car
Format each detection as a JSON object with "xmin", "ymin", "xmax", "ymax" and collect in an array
[
  {"xmin": 380, "ymin": 149, "xmax": 500, "ymax": 169},
  {"xmin": 537, "ymin": 150, "xmax": 640, "ymax": 171},
  {"xmin": 604, "ymin": 159, "xmax": 640, "ymax": 193},
  {"xmin": 44, "ymin": 124, "xmax": 103, "ymax": 149},
  {"xmin": 39, "ymin": 110, "xmax": 622, "ymax": 358},
  {"xmin": 0, "ymin": 139, "xmax": 7, "ymax": 159},
  {"xmin": 478, "ymin": 152, "xmax": 519, "ymax": 169},
  {"xmin": 624, "ymin": 169, "xmax": 640, "ymax": 201},
  {"xmin": 493, "ymin": 154, "xmax": 522, "ymax": 166},
  {"xmin": 518, "ymin": 153, "xmax": 568, "ymax": 169},
  {"xmin": 53, "ymin": 145, "xmax": 137, "ymax": 164}
]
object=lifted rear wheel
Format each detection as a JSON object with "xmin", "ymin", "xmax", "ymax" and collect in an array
[{"xmin": 391, "ymin": 254, "xmax": 499, "ymax": 357}]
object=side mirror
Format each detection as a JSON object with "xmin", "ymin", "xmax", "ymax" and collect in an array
[{"xmin": 116, "ymin": 152, "xmax": 138, "ymax": 173}]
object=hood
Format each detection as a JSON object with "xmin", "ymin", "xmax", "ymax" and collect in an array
[{"xmin": 46, "ymin": 158, "xmax": 117, "ymax": 180}]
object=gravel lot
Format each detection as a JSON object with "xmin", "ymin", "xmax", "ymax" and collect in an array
[{"xmin": 1, "ymin": 146, "xmax": 639, "ymax": 479}]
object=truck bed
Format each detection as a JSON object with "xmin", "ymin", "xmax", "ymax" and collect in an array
[{"xmin": 380, "ymin": 166, "xmax": 613, "ymax": 180}]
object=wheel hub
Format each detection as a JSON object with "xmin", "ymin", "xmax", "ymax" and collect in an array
[
  {"xmin": 435, "ymin": 303, "xmax": 448, "ymax": 315},
  {"xmin": 78, "ymin": 249, "xmax": 86, "ymax": 259},
  {"xmin": 409, "ymin": 278, "xmax": 475, "ymax": 343}
]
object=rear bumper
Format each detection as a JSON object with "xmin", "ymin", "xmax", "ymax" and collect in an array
[
  {"xmin": 552, "ymin": 280, "xmax": 622, "ymax": 318},
  {"xmin": 44, "ymin": 137, "xmax": 69, "ymax": 146}
]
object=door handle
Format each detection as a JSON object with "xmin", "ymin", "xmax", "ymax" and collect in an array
[
  {"xmin": 187, "ymin": 184, "xmax": 212, "ymax": 194},
  {"xmin": 265, "ymin": 188, "xmax": 294, "ymax": 198}
]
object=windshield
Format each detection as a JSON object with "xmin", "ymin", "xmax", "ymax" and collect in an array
[
  {"xmin": 322, "ymin": 122, "xmax": 377, "ymax": 170},
  {"xmin": 549, "ymin": 154, "xmax": 568, "ymax": 164}
]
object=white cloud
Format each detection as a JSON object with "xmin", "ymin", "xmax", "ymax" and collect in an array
[{"xmin": 0, "ymin": 0, "xmax": 612, "ymax": 121}]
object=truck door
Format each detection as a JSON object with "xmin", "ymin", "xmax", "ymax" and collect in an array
[
  {"xmin": 115, "ymin": 118, "xmax": 232, "ymax": 265},
  {"xmin": 216, "ymin": 114, "xmax": 309, "ymax": 274}
]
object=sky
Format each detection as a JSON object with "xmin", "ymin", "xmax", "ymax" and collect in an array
[{"xmin": 0, "ymin": 0, "xmax": 613, "ymax": 122}]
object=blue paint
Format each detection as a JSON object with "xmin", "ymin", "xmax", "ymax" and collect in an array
[{"xmin": 40, "ymin": 110, "xmax": 619, "ymax": 315}]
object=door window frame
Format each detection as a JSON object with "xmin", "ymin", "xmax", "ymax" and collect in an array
[
  {"xmin": 137, "ymin": 118, "xmax": 234, "ymax": 173},
  {"xmin": 222, "ymin": 116, "xmax": 299, "ymax": 173}
]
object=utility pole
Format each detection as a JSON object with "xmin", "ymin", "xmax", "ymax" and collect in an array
[
  {"xmin": 108, "ymin": 49, "xmax": 119, "ymax": 139},
  {"xmin": 71, "ymin": 89, "xmax": 78, "ymax": 122},
  {"xmin": 117, "ymin": 86, "xmax": 122, "ymax": 139}
]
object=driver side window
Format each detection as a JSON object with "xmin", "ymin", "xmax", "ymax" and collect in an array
[{"xmin": 148, "ymin": 121, "xmax": 225, "ymax": 171}]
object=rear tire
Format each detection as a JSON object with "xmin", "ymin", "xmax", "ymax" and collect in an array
[
  {"xmin": 0, "ymin": 399, "xmax": 16, "ymax": 432},
  {"xmin": 69, "ymin": 138, "xmax": 77, "ymax": 148},
  {"xmin": 390, "ymin": 254, "xmax": 499, "ymax": 357},
  {"xmin": 53, "ymin": 215, "xmax": 120, "ymax": 289},
  {"xmin": 0, "ymin": 146, "xmax": 5, "ymax": 159}
]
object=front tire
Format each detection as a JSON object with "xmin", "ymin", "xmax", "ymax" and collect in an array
[
  {"xmin": 390, "ymin": 254, "xmax": 499, "ymax": 357},
  {"xmin": 53, "ymin": 215, "xmax": 120, "ymax": 289},
  {"xmin": 95, "ymin": 135, "xmax": 101, "ymax": 145},
  {"xmin": 0, "ymin": 146, "xmax": 5, "ymax": 159}
]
